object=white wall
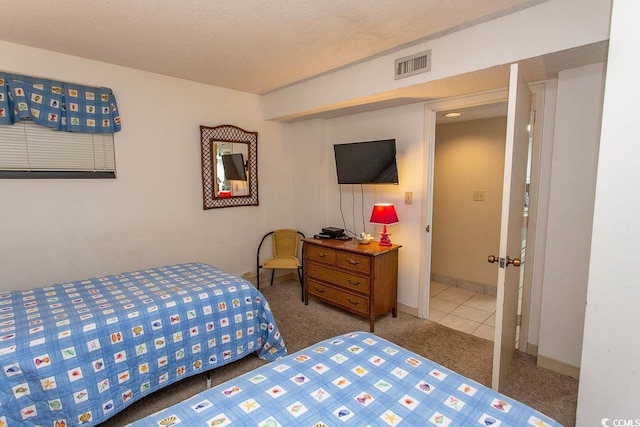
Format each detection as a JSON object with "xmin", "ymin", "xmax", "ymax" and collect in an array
[
  {"xmin": 0, "ymin": 41, "xmax": 292, "ymax": 290},
  {"xmin": 577, "ymin": 0, "xmax": 640, "ymax": 422},
  {"xmin": 262, "ymin": 0, "xmax": 612, "ymax": 120},
  {"xmin": 320, "ymin": 104, "xmax": 426, "ymax": 308},
  {"xmin": 537, "ymin": 63, "xmax": 606, "ymax": 374},
  {"xmin": 285, "ymin": 118, "xmax": 329, "ymax": 236},
  {"xmin": 433, "ymin": 117, "xmax": 506, "ymax": 288},
  {"xmin": 282, "ymin": 104, "xmax": 426, "ymax": 311}
]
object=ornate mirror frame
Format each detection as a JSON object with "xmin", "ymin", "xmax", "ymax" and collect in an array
[{"xmin": 200, "ymin": 124, "xmax": 258, "ymax": 209}]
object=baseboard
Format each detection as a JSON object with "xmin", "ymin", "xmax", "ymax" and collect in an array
[
  {"xmin": 537, "ymin": 354, "xmax": 580, "ymax": 379},
  {"xmin": 525, "ymin": 343, "xmax": 538, "ymax": 356},
  {"xmin": 430, "ymin": 273, "xmax": 497, "ymax": 296},
  {"xmin": 397, "ymin": 302, "xmax": 418, "ymax": 317}
]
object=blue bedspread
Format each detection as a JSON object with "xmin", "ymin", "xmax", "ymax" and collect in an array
[
  {"xmin": 130, "ymin": 332, "xmax": 562, "ymax": 426},
  {"xmin": 0, "ymin": 262, "xmax": 287, "ymax": 426}
]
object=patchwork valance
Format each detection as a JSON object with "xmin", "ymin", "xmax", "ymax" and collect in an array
[{"xmin": 0, "ymin": 72, "xmax": 121, "ymax": 133}]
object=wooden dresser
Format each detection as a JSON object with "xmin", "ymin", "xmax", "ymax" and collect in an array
[{"xmin": 303, "ymin": 238, "xmax": 401, "ymax": 332}]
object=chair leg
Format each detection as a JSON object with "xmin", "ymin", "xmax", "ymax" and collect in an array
[
  {"xmin": 298, "ymin": 267, "xmax": 303, "ymax": 302},
  {"xmin": 270, "ymin": 270, "xmax": 275, "ymax": 286}
]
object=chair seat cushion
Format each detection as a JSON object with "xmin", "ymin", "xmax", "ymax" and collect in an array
[{"xmin": 262, "ymin": 256, "xmax": 300, "ymax": 269}]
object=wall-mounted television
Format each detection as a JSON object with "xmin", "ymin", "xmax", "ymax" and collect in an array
[
  {"xmin": 334, "ymin": 139, "xmax": 399, "ymax": 184},
  {"xmin": 221, "ymin": 153, "xmax": 247, "ymax": 181}
]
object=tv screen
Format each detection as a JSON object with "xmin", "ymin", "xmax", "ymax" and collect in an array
[
  {"xmin": 334, "ymin": 139, "xmax": 399, "ymax": 184},
  {"xmin": 221, "ymin": 153, "xmax": 247, "ymax": 181}
]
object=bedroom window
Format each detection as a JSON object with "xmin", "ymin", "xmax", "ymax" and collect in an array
[
  {"xmin": 0, "ymin": 71, "xmax": 121, "ymax": 178},
  {"xmin": 0, "ymin": 120, "xmax": 116, "ymax": 178}
]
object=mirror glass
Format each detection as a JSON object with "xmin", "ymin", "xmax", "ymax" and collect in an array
[
  {"xmin": 200, "ymin": 125, "xmax": 258, "ymax": 209},
  {"xmin": 214, "ymin": 141, "xmax": 250, "ymax": 196}
]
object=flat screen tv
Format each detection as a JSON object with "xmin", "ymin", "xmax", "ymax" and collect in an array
[
  {"xmin": 221, "ymin": 153, "xmax": 247, "ymax": 181},
  {"xmin": 334, "ymin": 139, "xmax": 399, "ymax": 184}
]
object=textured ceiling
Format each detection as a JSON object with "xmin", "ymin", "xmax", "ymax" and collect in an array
[{"xmin": 0, "ymin": 0, "xmax": 551, "ymax": 94}]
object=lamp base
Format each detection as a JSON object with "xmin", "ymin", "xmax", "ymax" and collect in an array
[{"xmin": 378, "ymin": 225, "xmax": 392, "ymax": 246}]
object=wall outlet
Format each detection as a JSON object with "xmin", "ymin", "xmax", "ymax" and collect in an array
[{"xmin": 405, "ymin": 191, "xmax": 413, "ymax": 205}]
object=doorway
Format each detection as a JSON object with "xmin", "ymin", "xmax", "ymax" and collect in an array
[
  {"xmin": 418, "ymin": 84, "xmax": 542, "ymax": 363},
  {"xmin": 428, "ymin": 102, "xmax": 508, "ymax": 342}
]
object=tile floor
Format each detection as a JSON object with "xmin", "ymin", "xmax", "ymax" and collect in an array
[{"xmin": 429, "ymin": 281, "xmax": 497, "ymax": 341}]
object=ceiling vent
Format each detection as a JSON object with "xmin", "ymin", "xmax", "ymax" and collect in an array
[{"xmin": 394, "ymin": 50, "xmax": 432, "ymax": 80}]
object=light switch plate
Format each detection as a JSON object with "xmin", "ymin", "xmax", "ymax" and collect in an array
[
  {"xmin": 405, "ymin": 191, "xmax": 413, "ymax": 205},
  {"xmin": 473, "ymin": 190, "xmax": 486, "ymax": 201}
]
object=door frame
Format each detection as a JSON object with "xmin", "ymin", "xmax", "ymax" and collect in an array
[
  {"xmin": 418, "ymin": 84, "xmax": 546, "ymax": 355},
  {"xmin": 517, "ymin": 81, "xmax": 546, "ymax": 354},
  {"xmin": 419, "ymin": 88, "xmax": 509, "ymax": 318}
]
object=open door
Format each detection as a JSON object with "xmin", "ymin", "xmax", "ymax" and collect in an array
[{"xmin": 490, "ymin": 63, "xmax": 531, "ymax": 390}]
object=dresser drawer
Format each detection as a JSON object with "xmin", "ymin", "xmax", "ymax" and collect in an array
[
  {"xmin": 307, "ymin": 280, "xmax": 370, "ymax": 316},
  {"xmin": 305, "ymin": 245, "xmax": 336, "ymax": 265},
  {"xmin": 336, "ymin": 251, "xmax": 370, "ymax": 274},
  {"xmin": 307, "ymin": 263, "xmax": 371, "ymax": 294}
]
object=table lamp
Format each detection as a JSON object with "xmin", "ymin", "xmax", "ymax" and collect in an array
[{"xmin": 370, "ymin": 203, "xmax": 399, "ymax": 246}]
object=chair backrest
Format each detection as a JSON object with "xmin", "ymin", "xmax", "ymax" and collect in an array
[{"xmin": 272, "ymin": 229, "xmax": 300, "ymax": 258}]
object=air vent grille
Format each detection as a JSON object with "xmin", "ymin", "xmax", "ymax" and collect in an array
[{"xmin": 394, "ymin": 50, "xmax": 432, "ymax": 79}]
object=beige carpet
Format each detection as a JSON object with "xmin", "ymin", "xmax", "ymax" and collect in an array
[{"xmin": 99, "ymin": 279, "xmax": 578, "ymax": 426}]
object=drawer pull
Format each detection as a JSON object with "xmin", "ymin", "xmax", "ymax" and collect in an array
[
  {"xmin": 313, "ymin": 286, "xmax": 326, "ymax": 293},
  {"xmin": 347, "ymin": 279, "xmax": 360, "ymax": 286},
  {"xmin": 316, "ymin": 252, "xmax": 327, "ymax": 258},
  {"xmin": 346, "ymin": 258, "xmax": 360, "ymax": 266},
  {"xmin": 347, "ymin": 297, "xmax": 361, "ymax": 306}
]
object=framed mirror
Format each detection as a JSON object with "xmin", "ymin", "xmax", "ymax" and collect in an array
[{"xmin": 200, "ymin": 124, "xmax": 258, "ymax": 209}]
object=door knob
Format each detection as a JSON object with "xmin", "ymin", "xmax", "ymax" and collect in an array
[
  {"xmin": 488, "ymin": 255, "xmax": 521, "ymax": 267},
  {"xmin": 507, "ymin": 257, "xmax": 521, "ymax": 267}
]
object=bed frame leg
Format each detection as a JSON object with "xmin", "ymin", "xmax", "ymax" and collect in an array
[{"xmin": 206, "ymin": 372, "xmax": 212, "ymax": 389}]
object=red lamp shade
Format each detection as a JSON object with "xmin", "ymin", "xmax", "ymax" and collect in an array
[
  {"xmin": 370, "ymin": 203, "xmax": 399, "ymax": 225},
  {"xmin": 370, "ymin": 203, "xmax": 398, "ymax": 246}
]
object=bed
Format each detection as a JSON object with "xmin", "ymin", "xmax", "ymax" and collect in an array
[
  {"xmin": 129, "ymin": 331, "xmax": 562, "ymax": 427},
  {"xmin": 0, "ymin": 262, "xmax": 287, "ymax": 427}
]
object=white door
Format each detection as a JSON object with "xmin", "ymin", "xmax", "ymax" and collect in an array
[{"xmin": 491, "ymin": 63, "xmax": 531, "ymax": 390}]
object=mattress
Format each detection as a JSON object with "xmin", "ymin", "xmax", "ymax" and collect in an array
[
  {"xmin": 129, "ymin": 331, "xmax": 562, "ymax": 426},
  {"xmin": 0, "ymin": 262, "xmax": 287, "ymax": 426}
]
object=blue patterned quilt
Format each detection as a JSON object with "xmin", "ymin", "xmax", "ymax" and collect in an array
[
  {"xmin": 129, "ymin": 332, "xmax": 562, "ymax": 427},
  {"xmin": 0, "ymin": 262, "xmax": 287, "ymax": 427}
]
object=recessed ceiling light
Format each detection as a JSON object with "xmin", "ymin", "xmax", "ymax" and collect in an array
[{"xmin": 444, "ymin": 112, "xmax": 462, "ymax": 118}]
